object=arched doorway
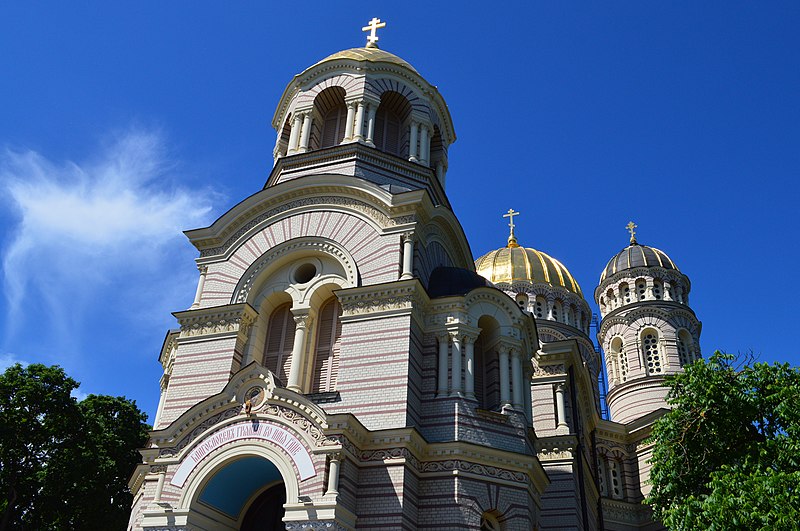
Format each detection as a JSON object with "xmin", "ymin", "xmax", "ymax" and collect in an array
[
  {"xmin": 192, "ymin": 456, "xmax": 287, "ymax": 530},
  {"xmin": 241, "ymin": 483, "xmax": 286, "ymax": 531}
]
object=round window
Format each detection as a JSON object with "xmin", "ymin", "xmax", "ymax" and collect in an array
[{"xmin": 293, "ymin": 263, "xmax": 317, "ymax": 284}]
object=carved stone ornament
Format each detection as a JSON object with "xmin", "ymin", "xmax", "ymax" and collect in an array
[
  {"xmin": 533, "ymin": 363, "xmax": 566, "ymax": 377},
  {"xmin": 284, "ymin": 522, "xmax": 348, "ymax": 531},
  {"xmin": 174, "ymin": 304, "xmax": 257, "ymax": 339},
  {"xmin": 148, "ymin": 465, "xmax": 167, "ymax": 474},
  {"xmin": 419, "ymin": 460, "xmax": 527, "ymax": 483},
  {"xmin": 199, "ymin": 196, "xmax": 413, "ymax": 257},
  {"xmin": 339, "ymin": 286, "xmax": 422, "ymax": 317}
]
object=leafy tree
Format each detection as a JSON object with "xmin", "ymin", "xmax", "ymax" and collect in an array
[
  {"xmin": 0, "ymin": 364, "xmax": 149, "ymax": 530},
  {"xmin": 646, "ymin": 352, "xmax": 800, "ymax": 530}
]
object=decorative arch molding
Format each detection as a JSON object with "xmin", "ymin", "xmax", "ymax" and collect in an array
[
  {"xmin": 293, "ymin": 72, "xmax": 364, "ymax": 109},
  {"xmin": 179, "ymin": 441, "xmax": 301, "ymax": 518},
  {"xmin": 365, "ymin": 76, "xmax": 431, "ymax": 120},
  {"xmin": 233, "ymin": 237, "xmax": 359, "ymax": 305},
  {"xmin": 187, "ymin": 176, "xmax": 410, "ymax": 258},
  {"xmin": 463, "ymin": 288, "xmax": 536, "ymax": 350}
]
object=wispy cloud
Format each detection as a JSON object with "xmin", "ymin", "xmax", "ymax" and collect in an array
[
  {"xmin": 0, "ymin": 352, "xmax": 28, "ymax": 370},
  {"xmin": 1, "ymin": 129, "xmax": 217, "ymax": 363}
]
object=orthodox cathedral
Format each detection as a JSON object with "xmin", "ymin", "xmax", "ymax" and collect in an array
[{"xmin": 128, "ymin": 19, "xmax": 702, "ymax": 531}]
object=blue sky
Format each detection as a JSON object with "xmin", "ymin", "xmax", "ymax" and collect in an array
[{"xmin": 1, "ymin": 2, "xmax": 798, "ymax": 420}]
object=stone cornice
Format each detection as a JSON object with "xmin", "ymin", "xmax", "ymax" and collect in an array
[
  {"xmin": 335, "ymin": 279, "xmax": 428, "ymax": 323},
  {"xmin": 172, "ymin": 303, "xmax": 258, "ymax": 339},
  {"xmin": 601, "ymin": 498, "xmax": 653, "ymax": 524}
]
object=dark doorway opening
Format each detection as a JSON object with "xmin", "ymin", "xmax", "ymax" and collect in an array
[{"xmin": 240, "ymin": 482, "xmax": 286, "ymax": 531}]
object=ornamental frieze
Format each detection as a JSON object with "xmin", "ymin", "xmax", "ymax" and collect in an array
[
  {"xmin": 419, "ymin": 460, "xmax": 527, "ymax": 483},
  {"xmin": 173, "ymin": 304, "xmax": 257, "ymax": 339}
]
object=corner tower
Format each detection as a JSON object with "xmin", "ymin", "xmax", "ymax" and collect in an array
[{"xmin": 595, "ymin": 223, "xmax": 702, "ymax": 423}]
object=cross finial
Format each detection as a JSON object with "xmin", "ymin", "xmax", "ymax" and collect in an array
[
  {"xmin": 362, "ymin": 17, "xmax": 386, "ymax": 48},
  {"xmin": 626, "ymin": 221, "xmax": 638, "ymax": 244},
  {"xmin": 503, "ymin": 208, "xmax": 520, "ymax": 248}
]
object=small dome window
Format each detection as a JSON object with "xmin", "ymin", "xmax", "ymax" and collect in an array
[
  {"xmin": 293, "ymin": 263, "xmax": 317, "ymax": 284},
  {"xmin": 642, "ymin": 329, "xmax": 662, "ymax": 375},
  {"xmin": 535, "ymin": 296, "xmax": 546, "ymax": 318}
]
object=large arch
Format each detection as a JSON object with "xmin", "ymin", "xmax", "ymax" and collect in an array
[{"xmin": 181, "ymin": 442, "xmax": 300, "ymax": 530}]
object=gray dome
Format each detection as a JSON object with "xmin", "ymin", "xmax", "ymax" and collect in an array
[{"xmin": 600, "ymin": 243, "xmax": 678, "ymax": 283}]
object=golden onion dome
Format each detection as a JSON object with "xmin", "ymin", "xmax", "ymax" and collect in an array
[
  {"xmin": 475, "ymin": 245, "xmax": 583, "ymax": 296},
  {"xmin": 312, "ymin": 47, "xmax": 419, "ymax": 74}
]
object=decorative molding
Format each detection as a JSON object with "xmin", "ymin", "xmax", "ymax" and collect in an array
[
  {"xmin": 533, "ymin": 363, "xmax": 566, "ymax": 377},
  {"xmin": 338, "ymin": 283, "xmax": 425, "ymax": 318},
  {"xmin": 419, "ymin": 460, "xmax": 527, "ymax": 483},
  {"xmin": 172, "ymin": 304, "xmax": 257, "ymax": 339},
  {"xmin": 158, "ymin": 407, "xmax": 240, "ymax": 458},
  {"xmin": 536, "ymin": 436, "xmax": 576, "ymax": 461},
  {"xmin": 601, "ymin": 498, "xmax": 651, "ymax": 524},
  {"xmin": 285, "ymin": 522, "xmax": 347, "ymax": 531},
  {"xmin": 199, "ymin": 196, "xmax": 412, "ymax": 257},
  {"xmin": 235, "ymin": 239, "xmax": 357, "ymax": 303}
]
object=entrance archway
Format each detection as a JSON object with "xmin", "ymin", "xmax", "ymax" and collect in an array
[
  {"xmin": 241, "ymin": 483, "xmax": 286, "ymax": 531},
  {"xmin": 190, "ymin": 455, "xmax": 288, "ymax": 530}
]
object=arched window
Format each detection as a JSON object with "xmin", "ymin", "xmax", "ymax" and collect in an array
[
  {"xmin": 475, "ymin": 317, "xmax": 501, "ymax": 410},
  {"xmin": 620, "ymin": 282, "xmax": 631, "ymax": 304},
  {"xmin": 320, "ymin": 105, "xmax": 347, "ymax": 148},
  {"xmin": 606, "ymin": 289, "xmax": 615, "ymax": 310},
  {"xmin": 677, "ymin": 330, "xmax": 693, "ymax": 366},
  {"xmin": 609, "ymin": 459, "xmax": 624, "ymax": 499},
  {"xmin": 311, "ymin": 298, "xmax": 342, "ymax": 393},
  {"xmin": 653, "ymin": 279, "xmax": 663, "ymax": 300},
  {"xmin": 553, "ymin": 300, "xmax": 562, "ymax": 322},
  {"xmin": 515, "ymin": 293, "xmax": 528, "ymax": 310},
  {"xmin": 535, "ymin": 296, "xmax": 546, "ymax": 318},
  {"xmin": 263, "ymin": 303, "xmax": 296, "ymax": 385},
  {"xmin": 636, "ymin": 280, "xmax": 647, "ymax": 301},
  {"xmin": 480, "ymin": 512, "xmax": 502, "ymax": 531},
  {"xmin": 597, "ymin": 456, "xmax": 608, "ymax": 496},
  {"xmin": 642, "ymin": 329, "xmax": 663, "ymax": 375},
  {"xmin": 610, "ymin": 337, "xmax": 627, "ymax": 383}
]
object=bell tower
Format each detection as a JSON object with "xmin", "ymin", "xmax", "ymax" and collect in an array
[{"xmin": 595, "ymin": 223, "xmax": 702, "ymax": 423}]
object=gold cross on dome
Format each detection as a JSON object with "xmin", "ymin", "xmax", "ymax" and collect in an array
[
  {"xmin": 626, "ymin": 221, "xmax": 638, "ymax": 244},
  {"xmin": 503, "ymin": 208, "xmax": 520, "ymax": 248},
  {"xmin": 362, "ymin": 17, "xmax": 386, "ymax": 47}
]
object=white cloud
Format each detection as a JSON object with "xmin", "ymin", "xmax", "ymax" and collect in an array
[
  {"xmin": 1, "ymin": 129, "xmax": 217, "ymax": 360},
  {"xmin": 0, "ymin": 352, "xmax": 28, "ymax": 370}
]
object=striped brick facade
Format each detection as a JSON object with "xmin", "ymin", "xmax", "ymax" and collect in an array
[{"xmin": 128, "ymin": 41, "xmax": 700, "ymax": 531}]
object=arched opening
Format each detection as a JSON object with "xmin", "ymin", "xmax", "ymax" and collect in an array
[
  {"xmin": 552, "ymin": 300, "xmax": 563, "ymax": 322},
  {"xmin": 534, "ymin": 296, "xmax": 546, "ymax": 319},
  {"xmin": 373, "ymin": 91, "xmax": 412, "ymax": 157},
  {"xmin": 194, "ymin": 456, "xmax": 286, "ymax": 530},
  {"xmin": 641, "ymin": 328, "xmax": 662, "ymax": 375},
  {"xmin": 653, "ymin": 279, "xmax": 663, "ymax": 300},
  {"xmin": 610, "ymin": 337, "xmax": 627, "ymax": 383},
  {"xmin": 620, "ymin": 282, "xmax": 631, "ymax": 304},
  {"xmin": 313, "ymin": 86, "xmax": 347, "ymax": 150},
  {"xmin": 480, "ymin": 511, "xmax": 502, "ymax": 531},
  {"xmin": 264, "ymin": 302, "xmax": 296, "ymax": 386},
  {"xmin": 677, "ymin": 329, "xmax": 693, "ymax": 366},
  {"xmin": 241, "ymin": 483, "xmax": 286, "ymax": 531},
  {"xmin": 636, "ymin": 279, "xmax": 647, "ymax": 301},
  {"xmin": 474, "ymin": 316, "xmax": 501, "ymax": 410},
  {"xmin": 276, "ymin": 118, "xmax": 292, "ymax": 158},
  {"xmin": 310, "ymin": 297, "xmax": 342, "ymax": 393}
]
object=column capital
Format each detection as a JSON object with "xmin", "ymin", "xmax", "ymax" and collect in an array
[
  {"xmin": 402, "ymin": 231, "xmax": 414, "ymax": 243},
  {"xmin": 197, "ymin": 264, "xmax": 208, "ymax": 274},
  {"xmin": 462, "ymin": 333, "xmax": 477, "ymax": 345},
  {"xmin": 292, "ymin": 312, "xmax": 311, "ymax": 329}
]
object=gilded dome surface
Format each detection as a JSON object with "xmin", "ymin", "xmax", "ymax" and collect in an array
[
  {"xmin": 314, "ymin": 47, "xmax": 418, "ymax": 74},
  {"xmin": 600, "ymin": 243, "xmax": 678, "ymax": 282},
  {"xmin": 475, "ymin": 246, "xmax": 583, "ymax": 296}
]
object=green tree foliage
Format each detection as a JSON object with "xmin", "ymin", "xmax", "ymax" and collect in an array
[
  {"xmin": 646, "ymin": 352, "xmax": 800, "ymax": 530},
  {"xmin": 0, "ymin": 364, "xmax": 150, "ymax": 530}
]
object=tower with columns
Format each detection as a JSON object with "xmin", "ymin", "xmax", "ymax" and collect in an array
[{"xmin": 128, "ymin": 20, "xmax": 701, "ymax": 531}]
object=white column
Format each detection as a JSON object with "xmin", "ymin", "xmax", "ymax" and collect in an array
[
  {"xmin": 400, "ymin": 233, "xmax": 414, "ymax": 280},
  {"xmin": 499, "ymin": 346, "xmax": 511, "ymax": 406},
  {"xmin": 343, "ymin": 102, "xmax": 356, "ymax": 141},
  {"xmin": 191, "ymin": 265, "xmax": 208, "ymax": 309},
  {"xmin": 450, "ymin": 332, "xmax": 462, "ymax": 396},
  {"xmin": 153, "ymin": 377, "xmax": 168, "ymax": 428},
  {"xmin": 326, "ymin": 453, "xmax": 341, "ymax": 496},
  {"xmin": 663, "ymin": 280, "xmax": 673, "ymax": 301},
  {"xmin": 437, "ymin": 334, "xmax": 449, "ymax": 397},
  {"xmin": 365, "ymin": 103, "xmax": 377, "ymax": 145},
  {"xmin": 464, "ymin": 335, "xmax": 475, "ymax": 399},
  {"xmin": 555, "ymin": 383, "xmax": 568, "ymax": 429},
  {"xmin": 523, "ymin": 371, "xmax": 533, "ymax": 424},
  {"xmin": 287, "ymin": 113, "xmax": 302, "ymax": 155},
  {"xmin": 298, "ymin": 112, "xmax": 313, "ymax": 152},
  {"xmin": 153, "ymin": 468, "xmax": 166, "ymax": 503},
  {"xmin": 645, "ymin": 278, "xmax": 654, "ymax": 300},
  {"xmin": 435, "ymin": 160, "xmax": 445, "ymax": 186},
  {"xmin": 546, "ymin": 299, "xmax": 554, "ymax": 320},
  {"xmin": 408, "ymin": 121, "xmax": 419, "ymax": 162},
  {"xmin": 287, "ymin": 313, "xmax": 309, "ymax": 392},
  {"xmin": 353, "ymin": 101, "xmax": 366, "ymax": 140},
  {"xmin": 419, "ymin": 124, "xmax": 430, "ymax": 166},
  {"xmin": 511, "ymin": 349, "xmax": 523, "ymax": 409}
]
